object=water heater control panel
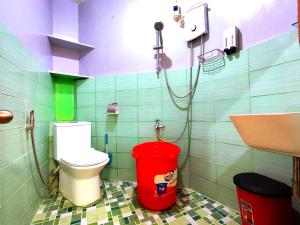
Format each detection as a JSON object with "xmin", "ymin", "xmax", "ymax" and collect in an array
[{"xmin": 184, "ymin": 3, "xmax": 208, "ymax": 42}]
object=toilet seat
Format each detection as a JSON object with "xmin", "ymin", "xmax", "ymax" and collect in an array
[{"xmin": 60, "ymin": 149, "xmax": 109, "ymax": 167}]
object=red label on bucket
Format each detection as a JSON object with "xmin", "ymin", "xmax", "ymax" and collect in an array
[
  {"xmin": 241, "ymin": 199, "xmax": 254, "ymax": 225},
  {"xmin": 154, "ymin": 170, "xmax": 177, "ymax": 196}
]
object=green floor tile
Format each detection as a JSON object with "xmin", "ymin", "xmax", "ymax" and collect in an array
[{"xmin": 31, "ymin": 180, "xmax": 240, "ymax": 225}]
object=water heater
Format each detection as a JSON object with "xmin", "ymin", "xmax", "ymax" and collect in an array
[{"xmin": 184, "ymin": 3, "xmax": 208, "ymax": 42}]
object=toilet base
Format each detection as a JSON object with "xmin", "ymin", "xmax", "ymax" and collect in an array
[{"xmin": 58, "ymin": 161, "xmax": 106, "ymax": 206}]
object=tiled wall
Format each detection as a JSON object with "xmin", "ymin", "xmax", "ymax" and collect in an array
[
  {"xmin": 76, "ymin": 30, "xmax": 300, "ymax": 210},
  {"xmin": 0, "ymin": 23, "xmax": 55, "ymax": 224},
  {"xmin": 76, "ymin": 71, "xmax": 190, "ymax": 185}
]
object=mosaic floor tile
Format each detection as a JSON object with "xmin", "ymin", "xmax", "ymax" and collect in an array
[{"xmin": 31, "ymin": 180, "xmax": 240, "ymax": 225}]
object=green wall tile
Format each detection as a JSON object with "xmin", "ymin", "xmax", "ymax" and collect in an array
[
  {"xmin": 0, "ymin": 32, "xmax": 33, "ymax": 70},
  {"xmin": 138, "ymin": 122, "xmax": 157, "ymax": 138},
  {"xmin": 190, "ymin": 176, "xmax": 217, "ymax": 200},
  {"xmin": 249, "ymin": 31, "xmax": 300, "ymax": 71},
  {"xmin": 191, "ymin": 122, "xmax": 215, "ymax": 141},
  {"xmin": 0, "ymin": 128, "xmax": 27, "ymax": 169},
  {"xmin": 215, "ymin": 122, "xmax": 245, "ymax": 146},
  {"xmin": 216, "ymin": 186, "xmax": 239, "ymax": 210},
  {"xmin": 77, "ymin": 107, "xmax": 96, "ymax": 121},
  {"xmin": 116, "ymin": 89, "xmax": 138, "ymax": 106},
  {"xmin": 101, "ymin": 168, "xmax": 118, "ymax": 180},
  {"xmin": 117, "ymin": 168, "xmax": 136, "ymax": 181},
  {"xmin": 0, "ymin": 57, "xmax": 25, "ymax": 98},
  {"xmin": 250, "ymin": 60, "xmax": 300, "ymax": 97},
  {"xmin": 192, "ymin": 79, "xmax": 214, "ymax": 102},
  {"xmin": 161, "ymin": 69, "xmax": 187, "ymax": 88},
  {"xmin": 25, "ymin": 72, "xmax": 39, "ymax": 111},
  {"xmin": 138, "ymin": 137, "xmax": 157, "ymax": 143},
  {"xmin": 214, "ymin": 72, "xmax": 249, "ymax": 100},
  {"xmin": 190, "ymin": 139, "xmax": 215, "ymax": 161},
  {"xmin": 178, "ymin": 155, "xmax": 189, "ymax": 174},
  {"xmin": 96, "ymin": 121, "xmax": 117, "ymax": 137},
  {"xmin": 76, "ymin": 78, "xmax": 95, "ymax": 93},
  {"xmin": 216, "ymin": 163, "xmax": 252, "ymax": 191},
  {"xmin": 138, "ymin": 88, "xmax": 161, "ymax": 105},
  {"xmin": 116, "ymin": 122, "xmax": 138, "ymax": 137},
  {"xmin": 91, "ymin": 136, "xmax": 97, "ymax": 148},
  {"xmin": 116, "ymin": 105, "xmax": 138, "ymax": 122},
  {"xmin": 1, "ymin": 155, "xmax": 29, "ymax": 205},
  {"xmin": 177, "ymin": 172, "xmax": 190, "ymax": 187},
  {"xmin": 216, "ymin": 143, "xmax": 252, "ymax": 170},
  {"xmin": 175, "ymin": 138, "xmax": 189, "ymax": 156},
  {"xmin": 161, "ymin": 121, "xmax": 188, "ymax": 139},
  {"xmin": 190, "ymin": 157, "xmax": 216, "ymax": 182},
  {"xmin": 0, "ymin": 183, "xmax": 28, "ymax": 225},
  {"xmin": 95, "ymin": 90, "xmax": 116, "ymax": 107},
  {"xmin": 77, "ymin": 92, "xmax": 95, "ymax": 107},
  {"xmin": 0, "ymin": 22, "xmax": 53, "ymax": 225},
  {"xmin": 116, "ymin": 73, "xmax": 137, "ymax": 90},
  {"xmin": 96, "ymin": 75, "xmax": 115, "ymax": 91},
  {"xmin": 138, "ymin": 72, "xmax": 161, "ymax": 89},
  {"xmin": 252, "ymin": 149, "xmax": 292, "ymax": 185},
  {"xmin": 117, "ymin": 153, "xmax": 135, "ymax": 169},
  {"xmin": 116, "ymin": 137, "xmax": 138, "ymax": 153},
  {"xmin": 251, "ymin": 92, "xmax": 300, "ymax": 114},
  {"xmin": 24, "ymin": 177, "xmax": 41, "ymax": 216},
  {"xmin": 34, "ymin": 124, "xmax": 50, "ymax": 147},
  {"xmin": 94, "ymin": 136, "xmax": 117, "ymax": 152},
  {"xmin": 191, "ymin": 101, "xmax": 214, "ymax": 122},
  {"xmin": 161, "ymin": 86, "xmax": 188, "ymax": 105},
  {"xmin": 162, "ymin": 101, "xmax": 187, "ymax": 122},
  {"xmin": 220, "ymin": 50, "xmax": 249, "ymax": 75},
  {"xmin": 138, "ymin": 104, "xmax": 161, "ymax": 122},
  {"xmin": 215, "ymin": 97, "xmax": 250, "ymax": 122}
]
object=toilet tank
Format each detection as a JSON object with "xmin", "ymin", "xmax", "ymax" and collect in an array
[{"xmin": 53, "ymin": 122, "xmax": 91, "ymax": 160}]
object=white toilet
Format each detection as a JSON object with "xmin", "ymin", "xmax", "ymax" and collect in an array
[{"xmin": 53, "ymin": 122, "xmax": 109, "ymax": 206}]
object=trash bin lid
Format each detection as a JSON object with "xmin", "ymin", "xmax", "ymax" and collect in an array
[
  {"xmin": 132, "ymin": 142, "xmax": 180, "ymax": 159},
  {"xmin": 233, "ymin": 173, "xmax": 292, "ymax": 197}
]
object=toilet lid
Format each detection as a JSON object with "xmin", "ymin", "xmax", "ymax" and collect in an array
[{"xmin": 61, "ymin": 149, "xmax": 109, "ymax": 167}]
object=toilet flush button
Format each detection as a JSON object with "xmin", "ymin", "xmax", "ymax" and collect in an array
[{"xmin": 191, "ymin": 25, "xmax": 197, "ymax": 32}]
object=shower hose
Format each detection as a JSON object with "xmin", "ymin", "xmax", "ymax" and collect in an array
[
  {"xmin": 156, "ymin": 37, "xmax": 205, "ymax": 143},
  {"xmin": 27, "ymin": 110, "xmax": 49, "ymax": 188}
]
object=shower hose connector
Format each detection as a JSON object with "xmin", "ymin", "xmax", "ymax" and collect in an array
[{"xmin": 155, "ymin": 119, "xmax": 165, "ymax": 129}]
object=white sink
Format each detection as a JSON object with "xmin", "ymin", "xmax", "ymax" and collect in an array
[{"xmin": 230, "ymin": 113, "xmax": 300, "ymax": 157}]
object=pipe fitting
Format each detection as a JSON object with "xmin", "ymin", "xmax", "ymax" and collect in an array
[
  {"xmin": 155, "ymin": 119, "xmax": 165, "ymax": 129},
  {"xmin": 49, "ymin": 166, "xmax": 59, "ymax": 175}
]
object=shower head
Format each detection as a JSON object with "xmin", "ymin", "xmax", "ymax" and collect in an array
[{"xmin": 154, "ymin": 22, "xmax": 164, "ymax": 31}]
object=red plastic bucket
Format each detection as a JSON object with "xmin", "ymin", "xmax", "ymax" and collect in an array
[{"xmin": 132, "ymin": 142, "xmax": 180, "ymax": 211}]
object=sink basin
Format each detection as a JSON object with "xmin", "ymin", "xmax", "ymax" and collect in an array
[{"xmin": 230, "ymin": 113, "xmax": 300, "ymax": 157}]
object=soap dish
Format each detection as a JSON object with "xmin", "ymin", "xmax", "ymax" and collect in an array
[{"xmin": 107, "ymin": 102, "xmax": 119, "ymax": 115}]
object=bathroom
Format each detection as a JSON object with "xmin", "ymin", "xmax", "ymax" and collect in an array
[{"xmin": 0, "ymin": 0, "xmax": 299, "ymax": 224}]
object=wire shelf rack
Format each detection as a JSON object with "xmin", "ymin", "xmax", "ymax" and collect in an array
[{"xmin": 198, "ymin": 49, "xmax": 225, "ymax": 74}]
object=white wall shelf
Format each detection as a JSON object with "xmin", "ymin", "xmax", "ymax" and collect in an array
[
  {"xmin": 50, "ymin": 70, "xmax": 90, "ymax": 80},
  {"xmin": 47, "ymin": 35, "xmax": 95, "ymax": 51}
]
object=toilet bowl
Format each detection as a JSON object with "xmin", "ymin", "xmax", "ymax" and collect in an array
[
  {"xmin": 59, "ymin": 149, "xmax": 109, "ymax": 206},
  {"xmin": 53, "ymin": 122, "xmax": 109, "ymax": 206}
]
